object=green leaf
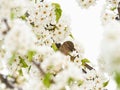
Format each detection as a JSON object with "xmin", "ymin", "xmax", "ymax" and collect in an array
[
  {"xmin": 20, "ymin": 12, "xmax": 30, "ymax": 20},
  {"xmin": 51, "ymin": 43, "xmax": 58, "ymax": 52},
  {"xmin": 27, "ymin": 50, "xmax": 36, "ymax": 62},
  {"xmin": 111, "ymin": 7, "xmax": 116, "ymax": 11},
  {"xmin": 20, "ymin": 15, "xmax": 26, "ymax": 20},
  {"xmin": 67, "ymin": 77, "xmax": 74, "ymax": 85},
  {"xmin": 69, "ymin": 34, "xmax": 74, "ymax": 39},
  {"xmin": 77, "ymin": 80, "xmax": 84, "ymax": 86},
  {"xmin": 9, "ymin": 53, "xmax": 16, "ymax": 65},
  {"xmin": 81, "ymin": 58, "xmax": 90, "ymax": 65},
  {"xmin": 43, "ymin": 72, "xmax": 52, "ymax": 88},
  {"xmin": 19, "ymin": 56, "xmax": 28, "ymax": 68},
  {"xmin": 10, "ymin": 11, "xmax": 15, "ymax": 20},
  {"xmin": 103, "ymin": 80, "xmax": 109, "ymax": 87},
  {"xmin": 52, "ymin": 3, "xmax": 62, "ymax": 22},
  {"xmin": 18, "ymin": 69, "xmax": 23, "ymax": 76},
  {"xmin": 114, "ymin": 72, "xmax": 120, "ymax": 88}
]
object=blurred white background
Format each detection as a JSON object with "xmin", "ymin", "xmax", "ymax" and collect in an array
[{"xmin": 48, "ymin": 0, "xmax": 116, "ymax": 89}]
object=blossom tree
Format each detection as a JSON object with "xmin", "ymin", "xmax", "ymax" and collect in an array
[{"xmin": 0, "ymin": 0, "xmax": 119, "ymax": 90}]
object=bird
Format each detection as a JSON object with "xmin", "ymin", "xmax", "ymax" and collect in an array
[{"xmin": 59, "ymin": 41, "xmax": 75, "ymax": 55}]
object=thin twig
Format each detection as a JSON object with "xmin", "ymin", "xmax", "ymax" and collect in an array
[
  {"xmin": 0, "ymin": 74, "xmax": 14, "ymax": 89},
  {"xmin": 116, "ymin": 2, "xmax": 120, "ymax": 20},
  {"xmin": 3, "ymin": 19, "xmax": 10, "ymax": 30},
  {"xmin": 32, "ymin": 61, "xmax": 45, "ymax": 75},
  {"xmin": 118, "ymin": 2, "xmax": 120, "ymax": 19},
  {"xmin": 82, "ymin": 69, "xmax": 87, "ymax": 74},
  {"xmin": 32, "ymin": 61, "xmax": 55, "ymax": 84},
  {"xmin": 0, "ymin": 74, "xmax": 23, "ymax": 90},
  {"xmin": 84, "ymin": 63, "xmax": 93, "ymax": 70},
  {"xmin": 2, "ymin": 19, "xmax": 10, "ymax": 35}
]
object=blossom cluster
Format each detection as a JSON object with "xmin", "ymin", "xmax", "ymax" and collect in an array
[
  {"xmin": 0, "ymin": 0, "xmax": 108, "ymax": 90},
  {"xmin": 76, "ymin": 0, "xmax": 96, "ymax": 8},
  {"xmin": 101, "ymin": 0, "xmax": 120, "ymax": 25}
]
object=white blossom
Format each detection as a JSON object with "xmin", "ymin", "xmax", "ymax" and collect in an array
[
  {"xmin": 26, "ymin": 2, "xmax": 71, "ymax": 46},
  {"xmin": 76, "ymin": 0, "xmax": 96, "ymax": 9},
  {"xmin": 0, "ymin": 0, "xmax": 32, "ymax": 20},
  {"xmin": 99, "ymin": 20, "xmax": 120, "ymax": 74},
  {"xmin": 51, "ymin": 62, "xmax": 83, "ymax": 90},
  {"xmin": 41, "ymin": 52, "xmax": 68, "ymax": 74},
  {"xmin": 4, "ymin": 19, "xmax": 37, "ymax": 55},
  {"xmin": 101, "ymin": 0, "xmax": 119, "ymax": 25}
]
